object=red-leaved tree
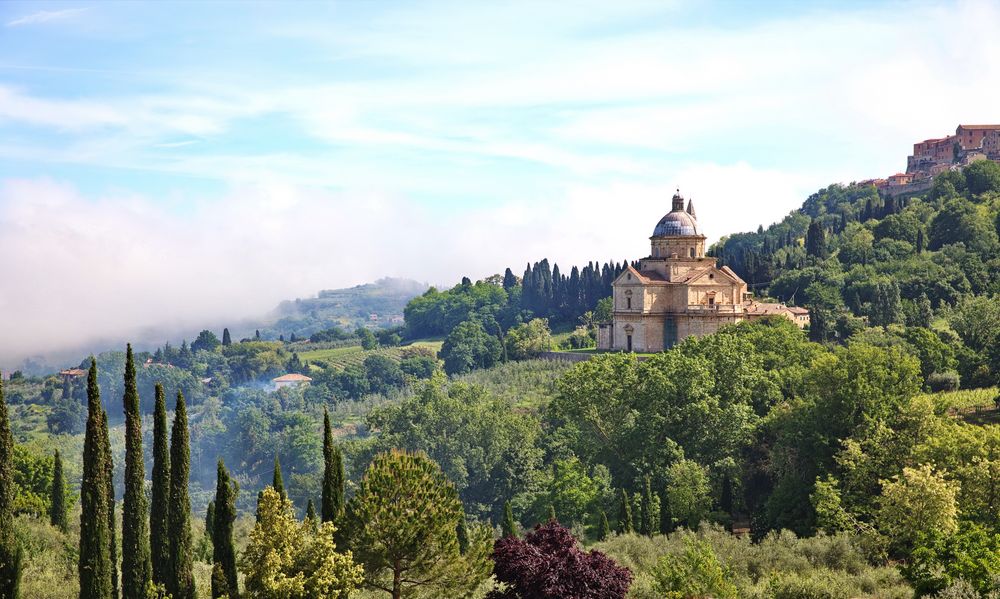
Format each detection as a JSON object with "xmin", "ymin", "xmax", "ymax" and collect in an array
[{"xmin": 488, "ymin": 521, "xmax": 632, "ymax": 599}]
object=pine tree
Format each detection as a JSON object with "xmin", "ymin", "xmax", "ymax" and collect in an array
[
  {"xmin": 221, "ymin": 328, "xmax": 232, "ymax": 347},
  {"xmin": 101, "ymin": 409, "xmax": 118, "ymax": 599},
  {"xmin": 598, "ymin": 511, "xmax": 611, "ymax": 541},
  {"xmin": 79, "ymin": 359, "xmax": 112, "ymax": 599},
  {"xmin": 321, "ymin": 408, "xmax": 345, "ymax": 523},
  {"xmin": 50, "ymin": 449, "xmax": 68, "ymax": 532},
  {"xmin": 501, "ymin": 501, "xmax": 518, "ymax": 538},
  {"xmin": 211, "ymin": 459, "xmax": 238, "ymax": 599},
  {"xmin": 167, "ymin": 392, "xmax": 195, "ymax": 599},
  {"xmin": 617, "ymin": 489, "xmax": 633, "ymax": 534},
  {"xmin": 149, "ymin": 384, "xmax": 170, "ymax": 588},
  {"xmin": 272, "ymin": 456, "xmax": 285, "ymax": 500},
  {"xmin": 121, "ymin": 346, "xmax": 152, "ymax": 599},
  {"xmin": 0, "ymin": 378, "xmax": 24, "ymax": 598}
]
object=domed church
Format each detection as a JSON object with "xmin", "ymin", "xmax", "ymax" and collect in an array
[{"xmin": 597, "ymin": 190, "xmax": 808, "ymax": 352}]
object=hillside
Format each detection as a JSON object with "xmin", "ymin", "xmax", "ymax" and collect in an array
[{"xmin": 260, "ymin": 277, "xmax": 427, "ymax": 339}]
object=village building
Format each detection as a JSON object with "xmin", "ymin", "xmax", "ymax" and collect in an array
[
  {"xmin": 888, "ymin": 124, "xmax": 1000, "ymax": 197},
  {"xmin": 272, "ymin": 373, "xmax": 312, "ymax": 389},
  {"xmin": 597, "ymin": 190, "xmax": 808, "ymax": 353},
  {"xmin": 58, "ymin": 368, "xmax": 87, "ymax": 381}
]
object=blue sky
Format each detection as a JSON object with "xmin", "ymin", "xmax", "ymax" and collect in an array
[{"xmin": 1, "ymin": 0, "xmax": 999, "ymax": 365}]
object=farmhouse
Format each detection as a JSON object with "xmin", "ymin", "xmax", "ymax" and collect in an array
[
  {"xmin": 597, "ymin": 190, "xmax": 808, "ymax": 353},
  {"xmin": 272, "ymin": 373, "xmax": 312, "ymax": 389}
]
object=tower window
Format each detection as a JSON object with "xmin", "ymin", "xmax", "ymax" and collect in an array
[{"xmin": 626, "ymin": 297, "xmax": 632, "ymax": 309}]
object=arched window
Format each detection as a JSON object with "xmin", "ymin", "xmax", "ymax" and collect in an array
[{"xmin": 689, "ymin": 247, "xmax": 696, "ymax": 258}]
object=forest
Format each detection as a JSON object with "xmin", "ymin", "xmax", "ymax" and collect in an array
[{"xmin": 4, "ymin": 161, "xmax": 1000, "ymax": 598}]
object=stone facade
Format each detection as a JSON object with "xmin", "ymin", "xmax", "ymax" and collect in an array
[
  {"xmin": 888, "ymin": 124, "xmax": 1000, "ymax": 197},
  {"xmin": 598, "ymin": 191, "xmax": 811, "ymax": 353}
]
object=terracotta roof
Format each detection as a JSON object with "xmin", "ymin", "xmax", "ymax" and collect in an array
[
  {"xmin": 59, "ymin": 368, "xmax": 87, "ymax": 377},
  {"xmin": 745, "ymin": 302, "xmax": 808, "ymax": 316},
  {"xmin": 959, "ymin": 124, "xmax": 1000, "ymax": 130},
  {"xmin": 272, "ymin": 373, "xmax": 312, "ymax": 382}
]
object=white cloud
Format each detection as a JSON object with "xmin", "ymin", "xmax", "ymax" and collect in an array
[
  {"xmin": 0, "ymin": 166, "xmax": 808, "ymax": 367},
  {"xmin": 5, "ymin": 7, "xmax": 87, "ymax": 27}
]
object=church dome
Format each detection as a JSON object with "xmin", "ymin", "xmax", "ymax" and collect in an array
[{"xmin": 652, "ymin": 191, "xmax": 700, "ymax": 237}]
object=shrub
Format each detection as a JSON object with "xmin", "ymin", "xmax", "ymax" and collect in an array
[{"xmin": 927, "ymin": 371, "xmax": 961, "ymax": 392}]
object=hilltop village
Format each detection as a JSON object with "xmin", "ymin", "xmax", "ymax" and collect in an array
[{"xmin": 872, "ymin": 124, "xmax": 1000, "ymax": 196}]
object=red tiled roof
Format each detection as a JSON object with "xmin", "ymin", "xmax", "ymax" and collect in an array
[{"xmin": 272, "ymin": 373, "xmax": 312, "ymax": 382}]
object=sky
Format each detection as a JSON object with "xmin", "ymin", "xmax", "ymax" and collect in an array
[{"xmin": 1, "ymin": 0, "xmax": 999, "ymax": 368}]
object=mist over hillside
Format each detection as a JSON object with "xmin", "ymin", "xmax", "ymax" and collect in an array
[{"xmin": 1, "ymin": 277, "xmax": 427, "ymax": 375}]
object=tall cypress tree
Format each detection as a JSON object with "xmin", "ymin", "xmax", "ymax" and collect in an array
[
  {"xmin": 167, "ymin": 392, "xmax": 195, "ymax": 599},
  {"xmin": 149, "ymin": 384, "xmax": 170, "ymax": 588},
  {"xmin": 305, "ymin": 500, "xmax": 317, "ymax": 523},
  {"xmin": 501, "ymin": 501, "xmax": 517, "ymax": 538},
  {"xmin": 0, "ymin": 378, "xmax": 24, "ymax": 598},
  {"xmin": 271, "ymin": 456, "xmax": 285, "ymax": 500},
  {"xmin": 204, "ymin": 502, "xmax": 215, "ymax": 539},
  {"xmin": 79, "ymin": 359, "xmax": 112, "ymax": 599},
  {"xmin": 598, "ymin": 511, "xmax": 611, "ymax": 541},
  {"xmin": 50, "ymin": 449, "xmax": 68, "ymax": 532},
  {"xmin": 617, "ymin": 489, "xmax": 633, "ymax": 534},
  {"xmin": 121, "ymin": 346, "xmax": 151, "ymax": 599},
  {"xmin": 101, "ymin": 410, "xmax": 118, "ymax": 599},
  {"xmin": 321, "ymin": 409, "xmax": 344, "ymax": 523},
  {"xmin": 640, "ymin": 476, "xmax": 654, "ymax": 536},
  {"xmin": 211, "ymin": 460, "xmax": 238, "ymax": 599},
  {"xmin": 221, "ymin": 328, "xmax": 231, "ymax": 347}
]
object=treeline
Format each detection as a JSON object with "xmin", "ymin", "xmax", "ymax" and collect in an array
[
  {"xmin": 403, "ymin": 258, "xmax": 627, "ymax": 339},
  {"xmin": 0, "ymin": 351, "xmax": 636, "ymax": 599},
  {"xmin": 714, "ymin": 162, "xmax": 1000, "ymax": 353}
]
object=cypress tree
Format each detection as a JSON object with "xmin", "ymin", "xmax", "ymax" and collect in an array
[
  {"xmin": 598, "ymin": 511, "xmax": 611, "ymax": 541},
  {"xmin": 641, "ymin": 476, "xmax": 654, "ymax": 536},
  {"xmin": 255, "ymin": 491, "xmax": 264, "ymax": 523},
  {"xmin": 272, "ymin": 456, "xmax": 285, "ymax": 500},
  {"xmin": 101, "ymin": 410, "xmax": 118, "ymax": 599},
  {"xmin": 210, "ymin": 564, "xmax": 229, "ymax": 599},
  {"xmin": 660, "ymin": 486, "xmax": 674, "ymax": 534},
  {"xmin": 305, "ymin": 499, "xmax": 316, "ymax": 523},
  {"xmin": 121, "ymin": 346, "xmax": 152, "ymax": 599},
  {"xmin": 720, "ymin": 474, "xmax": 733, "ymax": 516},
  {"xmin": 546, "ymin": 504, "xmax": 557, "ymax": 523},
  {"xmin": 167, "ymin": 392, "xmax": 195, "ymax": 599},
  {"xmin": 79, "ymin": 359, "xmax": 112, "ymax": 599},
  {"xmin": 456, "ymin": 517, "xmax": 469, "ymax": 555},
  {"xmin": 0, "ymin": 378, "xmax": 24, "ymax": 598},
  {"xmin": 204, "ymin": 502, "xmax": 215, "ymax": 538},
  {"xmin": 221, "ymin": 328, "xmax": 231, "ymax": 347},
  {"xmin": 211, "ymin": 460, "xmax": 238, "ymax": 599},
  {"xmin": 321, "ymin": 409, "xmax": 345, "ymax": 523},
  {"xmin": 501, "ymin": 501, "xmax": 517, "ymax": 538},
  {"xmin": 50, "ymin": 449, "xmax": 68, "ymax": 532},
  {"xmin": 617, "ymin": 489, "xmax": 633, "ymax": 534},
  {"xmin": 149, "ymin": 384, "xmax": 170, "ymax": 588}
]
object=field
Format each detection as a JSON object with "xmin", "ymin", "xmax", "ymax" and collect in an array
[
  {"xmin": 917, "ymin": 386, "xmax": 997, "ymax": 414},
  {"xmin": 299, "ymin": 339, "xmax": 444, "ymax": 370}
]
